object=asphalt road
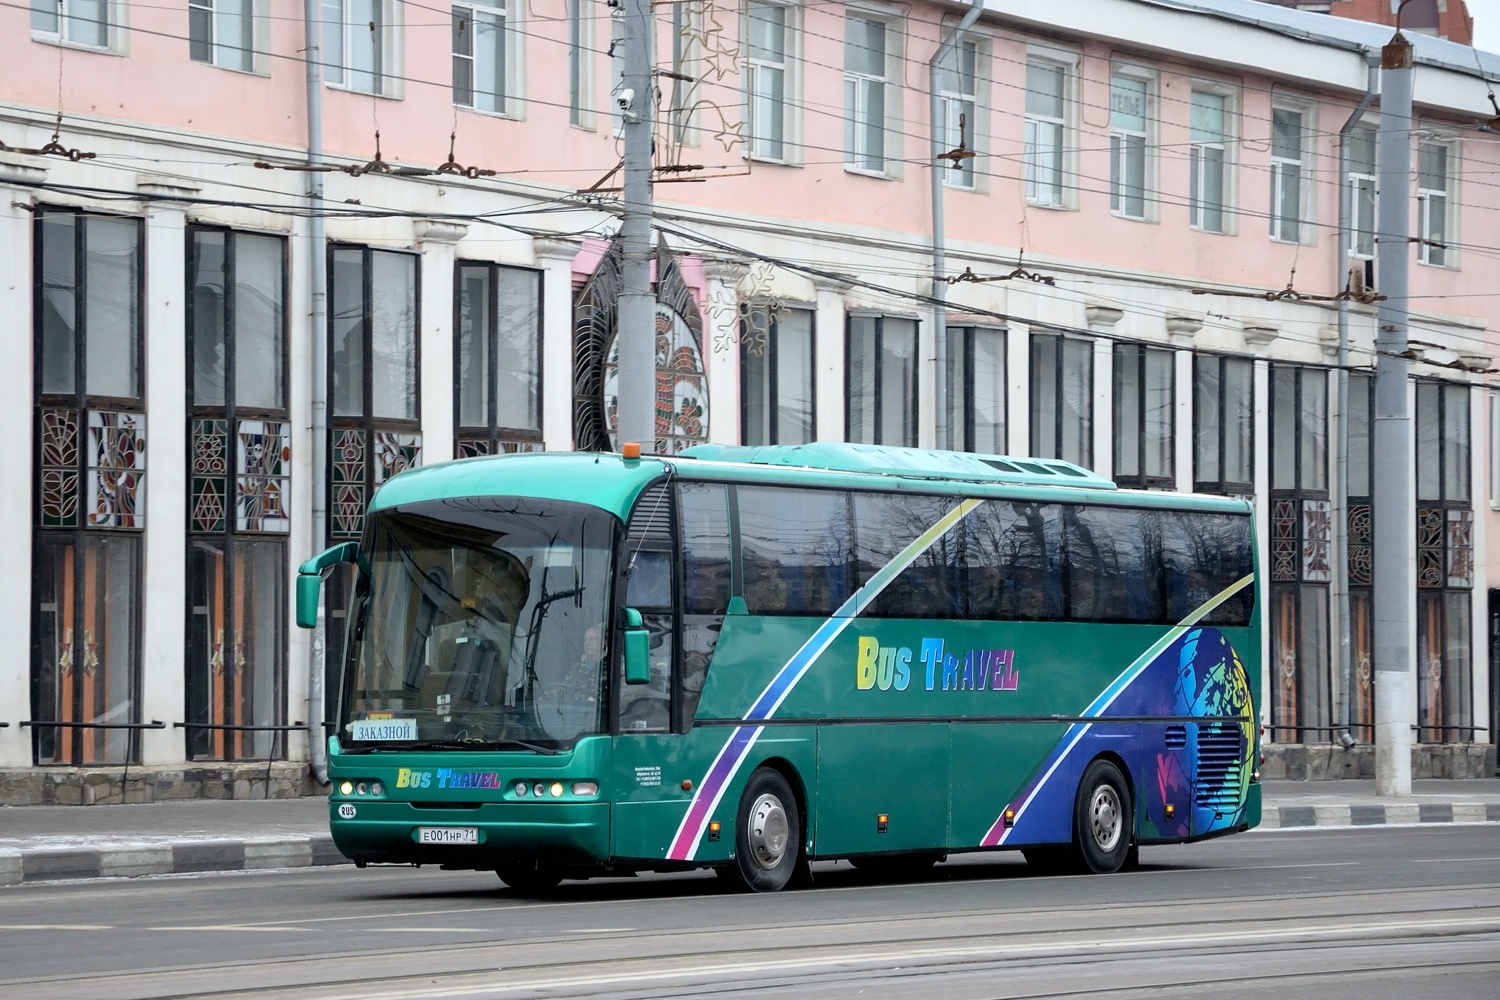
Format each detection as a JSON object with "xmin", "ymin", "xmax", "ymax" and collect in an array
[{"xmin": 0, "ymin": 826, "xmax": 1497, "ymax": 999}]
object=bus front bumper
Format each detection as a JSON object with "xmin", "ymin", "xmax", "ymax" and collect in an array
[{"xmin": 329, "ymin": 800, "xmax": 611, "ymax": 867}]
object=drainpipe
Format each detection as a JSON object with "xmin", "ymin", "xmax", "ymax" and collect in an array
[
  {"xmin": 304, "ymin": 0, "xmax": 330, "ymax": 786},
  {"xmin": 930, "ymin": 0, "xmax": 985, "ymax": 451},
  {"xmin": 1333, "ymin": 54, "xmax": 1381, "ymax": 752}
]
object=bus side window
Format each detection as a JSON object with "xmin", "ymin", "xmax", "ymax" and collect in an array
[
  {"xmin": 1163, "ymin": 512, "xmax": 1254, "ymax": 626},
  {"xmin": 854, "ymin": 492, "xmax": 962, "ymax": 618},
  {"xmin": 738, "ymin": 486, "xmax": 854, "ymax": 616},
  {"xmin": 623, "ymin": 485, "xmax": 674, "ymax": 732},
  {"xmin": 965, "ymin": 501, "xmax": 1064, "ymax": 621},
  {"xmin": 1064, "ymin": 506, "xmax": 1162, "ymax": 624},
  {"xmin": 677, "ymin": 483, "xmax": 732, "ymax": 727}
]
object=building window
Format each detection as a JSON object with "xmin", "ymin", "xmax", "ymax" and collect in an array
[
  {"xmin": 668, "ymin": 0, "xmax": 701, "ymax": 147},
  {"xmin": 1269, "ymin": 364, "xmax": 1329, "ymax": 743},
  {"xmin": 1193, "ymin": 354, "xmax": 1253, "ymax": 495},
  {"xmin": 946, "ymin": 326, "xmax": 1005, "ymax": 453},
  {"xmin": 844, "ymin": 14, "xmax": 892, "ymax": 173},
  {"xmin": 30, "ymin": 0, "xmax": 112, "ymax": 47},
  {"xmin": 567, "ymin": 0, "xmax": 589, "ymax": 127},
  {"xmin": 743, "ymin": 305, "xmax": 815, "ymax": 446},
  {"xmin": 189, "ymin": 0, "xmax": 255, "ymax": 72},
  {"xmin": 1030, "ymin": 332, "xmax": 1092, "ymax": 468},
  {"xmin": 1025, "ymin": 58, "xmax": 1068, "ymax": 207},
  {"xmin": 1346, "ymin": 372, "xmax": 1375, "ymax": 739},
  {"xmin": 1415, "ymin": 380, "xmax": 1472, "ymax": 743},
  {"xmin": 453, "ymin": 1, "xmax": 511, "ymax": 114},
  {"xmin": 938, "ymin": 39, "xmax": 978, "ymax": 189},
  {"xmin": 847, "ymin": 314, "xmax": 917, "ymax": 446},
  {"xmin": 32, "ymin": 208, "xmax": 145, "ymax": 766},
  {"xmin": 1109, "ymin": 74, "xmax": 1148, "ymax": 219},
  {"xmin": 328, "ymin": 245, "xmax": 421, "ymax": 543},
  {"xmin": 455, "ymin": 262, "xmax": 542, "ymax": 457},
  {"xmin": 1347, "ymin": 124, "xmax": 1377, "ymax": 259},
  {"xmin": 186, "ymin": 228, "xmax": 290, "ymax": 762},
  {"xmin": 1189, "ymin": 89, "xmax": 1228, "ymax": 233},
  {"xmin": 322, "ymin": 0, "xmax": 393, "ymax": 95},
  {"xmin": 1113, "ymin": 343, "xmax": 1173, "ymax": 488},
  {"xmin": 1418, "ymin": 140, "xmax": 1453, "ymax": 267},
  {"xmin": 746, "ymin": 1, "xmax": 789, "ymax": 160},
  {"xmin": 1270, "ymin": 106, "xmax": 1306, "ymax": 243}
]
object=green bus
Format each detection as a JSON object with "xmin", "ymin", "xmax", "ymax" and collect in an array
[{"xmin": 297, "ymin": 443, "xmax": 1260, "ymax": 892}]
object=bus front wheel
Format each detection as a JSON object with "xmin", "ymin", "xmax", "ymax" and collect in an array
[
  {"xmin": 723, "ymin": 767, "xmax": 802, "ymax": 893},
  {"xmin": 1073, "ymin": 759, "xmax": 1133, "ymax": 874}
]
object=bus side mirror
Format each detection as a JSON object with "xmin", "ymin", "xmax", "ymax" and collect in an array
[
  {"xmin": 296, "ymin": 542, "xmax": 361, "ymax": 629},
  {"xmin": 623, "ymin": 607, "xmax": 650, "ymax": 685}
]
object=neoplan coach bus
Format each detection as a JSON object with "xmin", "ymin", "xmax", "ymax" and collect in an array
[{"xmin": 297, "ymin": 443, "xmax": 1260, "ymax": 892}]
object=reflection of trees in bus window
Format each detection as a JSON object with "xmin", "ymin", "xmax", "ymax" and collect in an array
[
  {"xmin": 1161, "ymin": 512, "xmax": 1253, "ymax": 626},
  {"xmin": 1064, "ymin": 506, "xmax": 1161, "ymax": 623},
  {"xmin": 737, "ymin": 487, "xmax": 853, "ymax": 615},
  {"xmin": 679, "ymin": 617, "xmax": 719, "ymax": 725},
  {"xmin": 853, "ymin": 491, "xmax": 961, "ymax": 618},
  {"xmin": 963, "ymin": 501, "xmax": 1064, "ymax": 621},
  {"xmin": 679, "ymin": 483, "xmax": 731, "ymax": 613}
]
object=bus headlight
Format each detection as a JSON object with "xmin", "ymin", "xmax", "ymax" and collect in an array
[
  {"xmin": 339, "ymin": 780, "xmax": 354, "ymax": 796},
  {"xmin": 571, "ymin": 782, "xmax": 599, "ymax": 798}
]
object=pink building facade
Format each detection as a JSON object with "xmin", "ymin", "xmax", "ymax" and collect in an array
[{"xmin": 1, "ymin": 0, "xmax": 1497, "ymax": 800}]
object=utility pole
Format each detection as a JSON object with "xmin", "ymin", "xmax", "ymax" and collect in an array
[
  {"xmin": 615, "ymin": 0, "xmax": 657, "ymax": 450},
  {"xmin": 1373, "ymin": 29, "xmax": 1414, "ymax": 797}
]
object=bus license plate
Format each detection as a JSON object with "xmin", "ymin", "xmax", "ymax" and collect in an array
[{"xmin": 418, "ymin": 827, "xmax": 478, "ymax": 845}]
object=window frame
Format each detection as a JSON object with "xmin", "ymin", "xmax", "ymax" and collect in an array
[
  {"xmin": 938, "ymin": 36, "xmax": 981, "ymax": 191},
  {"xmin": 1023, "ymin": 48, "xmax": 1077, "ymax": 209},
  {"xmin": 1112, "ymin": 341, "xmax": 1175, "ymax": 490},
  {"xmin": 945, "ymin": 325, "xmax": 1006, "ymax": 453},
  {"xmin": 567, "ymin": 0, "xmax": 592, "ymax": 128},
  {"xmin": 1270, "ymin": 100, "xmax": 1313, "ymax": 245},
  {"xmin": 1188, "ymin": 84, "xmax": 1234, "ymax": 234},
  {"xmin": 1108, "ymin": 66, "xmax": 1154, "ymax": 221},
  {"xmin": 1417, "ymin": 137, "xmax": 1456, "ymax": 268},
  {"xmin": 452, "ymin": 260, "xmax": 545, "ymax": 455},
  {"xmin": 1346, "ymin": 122, "xmax": 1378, "ymax": 260},
  {"xmin": 323, "ymin": 0, "xmax": 402, "ymax": 98},
  {"xmin": 745, "ymin": 0, "xmax": 795, "ymax": 163},
  {"xmin": 452, "ymin": 0, "xmax": 520, "ymax": 117},
  {"xmin": 1192, "ymin": 352, "xmax": 1255, "ymax": 496},
  {"xmin": 29, "ymin": 0, "xmax": 122, "ymax": 52},
  {"xmin": 1029, "ymin": 331, "xmax": 1093, "ymax": 469},
  {"xmin": 845, "ymin": 312, "xmax": 919, "ymax": 447},
  {"xmin": 741, "ymin": 303, "xmax": 816, "ymax": 446},
  {"xmin": 843, "ymin": 8, "xmax": 901, "ymax": 177},
  {"xmin": 189, "ymin": 0, "xmax": 266, "ymax": 74}
]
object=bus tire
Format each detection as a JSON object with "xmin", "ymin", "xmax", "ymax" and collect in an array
[
  {"xmin": 496, "ymin": 862, "xmax": 563, "ymax": 894},
  {"xmin": 726, "ymin": 767, "xmax": 801, "ymax": 893},
  {"xmin": 1073, "ymin": 759, "xmax": 1133, "ymax": 874}
]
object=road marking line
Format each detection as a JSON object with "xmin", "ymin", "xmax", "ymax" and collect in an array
[{"xmin": 0, "ymin": 924, "xmax": 111, "ymax": 931}]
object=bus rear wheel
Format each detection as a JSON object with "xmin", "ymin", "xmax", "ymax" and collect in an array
[
  {"xmin": 1073, "ymin": 759, "xmax": 1133, "ymax": 874},
  {"xmin": 496, "ymin": 862, "xmax": 563, "ymax": 894},
  {"xmin": 724, "ymin": 767, "xmax": 801, "ymax": 893}
]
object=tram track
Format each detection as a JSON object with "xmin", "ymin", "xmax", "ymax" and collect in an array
[{"xmin": 4, "ymin": 880, "xmax": 1499, "ymax": 999}]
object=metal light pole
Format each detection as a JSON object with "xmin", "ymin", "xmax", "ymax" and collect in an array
[
  {"xmin": 615, "ymin": 0, "xmax": 657, "ymax": 450},
  {"xmin": 1373, "ymin": 30, "xmax": 1414, "ymax": 797}
]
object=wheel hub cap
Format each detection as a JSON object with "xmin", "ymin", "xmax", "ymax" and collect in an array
[
  {"xmin": 1089, "ymin": 785, "xmax": 1123, "ymax": 853},
  {"xmin": 747, "ymin": 793, "xmax": 789, "ymax": 869}
]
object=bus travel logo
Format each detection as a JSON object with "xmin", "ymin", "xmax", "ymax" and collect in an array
[{"xmin": 855, "ymin": 636, "xmax": 1018, "ymax": 693}]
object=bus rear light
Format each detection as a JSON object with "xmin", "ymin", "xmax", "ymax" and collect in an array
[{"xmin": 571, "ymin": 782, "xmax": 599, "ymax": 797}]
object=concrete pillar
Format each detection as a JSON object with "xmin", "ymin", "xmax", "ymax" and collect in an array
[
  {"xmin": 1092, "ymin": 337, "xmax": 1113, "ymax": 478},
  {"xmin": 814, "ymin": 279, "xmax": 850, "ymax": 442},
  {"xmin": 0, "ymin": 160, "xmax": 44, "ymax": 768},
  {"xmin": 533, "ymin": 239, "xmax": 578, "ymax": 451},
  {"xmin": 701, "ymin": 261, "xmax": 746, "ymax": 445},
  {"xmin": 1175, "ymin": 347, "xmax": 1194, "ymax": 492},
  {"xmin": 414, "ymin": 220, "xmax": 467, "ymax": 465},
  {"xmin": 283, "ymin": 211, "xmax": 313, "ymax": 766},
  {"xmin": 1008, "ymin": 323, "xmax": 1030, "ymax": 455},
  {"xmin": 138, "ymin": 197, "xmax": 190, "ymax": 766},
  {"xmin": 1254, "ymin": 357, "xmax": 1272, "ymax": 734}
]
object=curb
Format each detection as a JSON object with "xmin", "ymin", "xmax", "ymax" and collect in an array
[
  {"xmin": 5, "ymin": 807, "xmax": 1499, "ymax": 885},
  {"xmin": 0, "ymin": 836, "xmax": 347, "ymax": 886},
  {"xmin": 1260, "ymin": 802, "xmax": 1500, "ymax": 829}
]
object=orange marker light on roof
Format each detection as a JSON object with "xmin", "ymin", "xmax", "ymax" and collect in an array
[{"xmin": 622, "ymin": 442, "xmax": 641, "ymax": 460}]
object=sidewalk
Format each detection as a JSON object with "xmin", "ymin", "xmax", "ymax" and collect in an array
[{"xmin": 2, "ymin": 780, "xmax": 1498, "ymax": 886}]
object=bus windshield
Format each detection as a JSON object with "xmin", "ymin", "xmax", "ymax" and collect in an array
[{"xmin": 340, "ymin": 497, "xmax": 616, "ymax": 751}]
